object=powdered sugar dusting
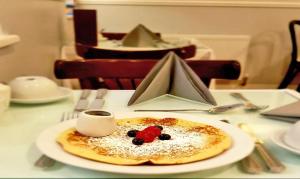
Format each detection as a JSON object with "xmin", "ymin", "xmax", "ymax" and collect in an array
[{"xmin": 88, "ymin": 124, "xmax": 206, "ymax": 158}]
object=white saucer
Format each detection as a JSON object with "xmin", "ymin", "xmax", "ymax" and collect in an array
[
  {"xmin": 10, "ymin": 87, "xmax": 72, "ymax": 104},
  {"xmin": 271, "ymin": 129, "xmax": 300, "ymax": 155}
]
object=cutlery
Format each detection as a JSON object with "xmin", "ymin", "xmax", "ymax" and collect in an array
[
  {"xmin": 34, "ymin": 155, "xmax": 55, "ymax": 168},
  {"xmin": 230, "ymin": 92, "xmax": 269, "ymax": 111},
  {"xmin": 220, "ymin": 120, "xmax": 263, "ymax": 174},
  {"xmin": 74, "ymin": 90, "xmax": 91, "ymax": 112},
  {"xmin": 34, "ymin": 112, "xmax": 75, "ymax": 168},
  {"xmin": 240, "ymin": 153, "xmax": 264, "ymax": 174},
  {"xmin": 35, "ymin": 90, "xmax": 92, "ymax": 168},
  {"xmin": 134, "ymin": 103, "xmax": 244, "ymax": 113},
  {"xmin": 89, "ymin": 89, "xmax": 108, "ymax": 109},
  {"xmin": 238, "ymin": 123, "xmax": 286, "ymax": 173}
]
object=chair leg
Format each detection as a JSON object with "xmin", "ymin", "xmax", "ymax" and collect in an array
[{"xmin": 278, "ymin": 64, "xmax": 297, "ymax": 89}]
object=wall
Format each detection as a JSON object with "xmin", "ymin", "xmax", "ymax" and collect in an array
[
  {"xmin": 76, "ymin": 0, "xmax": 300, "ymax": 87},
  {"xmin": 0, "ymin": 0, "xmax": 64, "ymax": 83}
]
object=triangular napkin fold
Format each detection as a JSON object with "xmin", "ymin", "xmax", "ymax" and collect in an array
[
  {"xmin": 128, "ymin": 52, "xmax": 217, "ymax": 106},
  {"xmin": 122, "ymin": 24, "xmax": 162, "ymax": 47},
  {"xmin": 261, "ymin": 100, "xmax": 300, "ymax": 122}
]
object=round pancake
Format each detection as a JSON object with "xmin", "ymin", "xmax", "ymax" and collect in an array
[{"xmin": 56, "ymin": 117, "xmax": 232, "ymax": 165}]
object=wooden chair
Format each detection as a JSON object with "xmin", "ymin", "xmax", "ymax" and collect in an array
[
  {"xmin": 72, "ymin": 9, "xmax": 191, "ymax": 59},
  {"xmin": 73, "ymin": 9, "xmax": 161, "ymax": 44},
  {"xmin": 75, "ymin": 43, "xmax": 197, "ymax": 59},
  {"xmin": 73, "ymin": 9, "xmax": 98, "ymax": 46},
  {"xmin": 101, "ymin": 32, "xmax": 161, "ymax": 40},
  {"xmin": 278, "ymin": 20, "xmax": 300, "ymax": 91},
  {"xmin": 54, "ymin": 59, "xmax": 240, "ymax": 89}
]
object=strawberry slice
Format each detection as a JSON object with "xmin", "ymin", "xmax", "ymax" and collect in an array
[
  {"xmin": 136, "ymin": 131, "xmax": 156, "ymax": 143},
  {"xmin": 143, "ymin": 126, "xmax": 161, "ymax": 136}
]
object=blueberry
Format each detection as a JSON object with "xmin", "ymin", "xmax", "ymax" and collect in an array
[
  {"xmin": 159, "ymin": 134, "xmax": 171, "ymax": 140},
  {"xmin": 132, "ymin": 138, "xmax": 144, "ymax": 145},
  {"xmin": 127, "ymin": 130, "xmax": 139, "ymax": 137},
  {"xmin": 155, "ymin": 125, "xmax": 163, "ymax": 131}
]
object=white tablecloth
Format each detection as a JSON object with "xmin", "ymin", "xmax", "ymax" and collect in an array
[
  {"xmin": 96, "ymin": 35, "xmax": 215, "ymax": 60},
  {"xmin": 0, "ymin": 89, "xmax": 300, "ymax": 178}
]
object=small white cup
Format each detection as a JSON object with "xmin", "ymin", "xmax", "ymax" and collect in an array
[
  {"xmin": 284, "ymin": 121, "xmax": 300, "ymax": 150},
  {"xmin": 8, "ymin": 76, "xmax": 60, "ymax": 99},
  {"xmin": 76, "ymin": 110, "xmax": 116, "ymax": 137}
]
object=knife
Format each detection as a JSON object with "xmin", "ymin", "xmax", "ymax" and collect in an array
[
  {"xmin": 220, "ymin": 120, "xmax": 263, "ymax": 174},
  {"xmin": 74, "ymin": 90, "xmax": 91, "ymax": 112},
  {"xmin": 238, "ymin": 123, "xmax": 286, "ymax": 173},
  {"xmin": 134, "ymin": 103, "xmax": 244, "ymax": 113},
  {"xmin": 89, "ymin": 89, "xmax": 108, "ymax": 109}
]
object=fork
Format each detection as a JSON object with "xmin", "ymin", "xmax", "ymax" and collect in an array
[
  {"xmin": 238, "ymin": 123, "xmax": 285, "ymax": 173},
  {"xmin": 221, "ymin": 119, "xmax": 263, "ymax": 174},
  {"xmin": 34, "ymin": 112, "xmax": 76, "ymax": 168},
  {"xmin": 230, "ymin": 92, "xmax": 269, "ymax": 111}
]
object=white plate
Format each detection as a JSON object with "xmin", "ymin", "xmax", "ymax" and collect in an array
[
  {"xmin": 10, "ymin": 87, "xmax": 72, "ymax": 104},
  {"xmin": 36, "ymin": 112, "xmax": 254, "ymax": 175},
  {"xmin": 271, "ymin": 130, "xmax": 300, "ymax": 155}
]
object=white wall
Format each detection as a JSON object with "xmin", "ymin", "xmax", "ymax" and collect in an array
[
  {"xmin": 76, "ymin": 1, "xmax": 299, "ymax": 86},
  {"xmin": 0, "ymin": 0, "xmax": 64, "ymax": 83}
]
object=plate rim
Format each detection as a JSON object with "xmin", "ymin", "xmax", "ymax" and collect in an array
[
  {"xmin": 36, "ymin": 112, "xmax": 255, "ymax": 175},
  {"xmin": 10, "ymin": 87, "xmax": 72, "ymax": 104},
  {"xmin": 270, "ymin": 130, "xmax": 300, "ymax": 155}
]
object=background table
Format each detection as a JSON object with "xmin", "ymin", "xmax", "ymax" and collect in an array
[
  {"xmin": 96, "ymin": 37, "xmax": 215, "ymax": 60},
  {"xmin": 0, "ymin": 89, "xmax": 299, "ymax": 178}
]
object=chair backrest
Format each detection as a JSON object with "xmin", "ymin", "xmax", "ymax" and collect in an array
[
  {"xmin": 55, "ymin": 59, "xmax": 240, "ymax": 89},
  {"xmin": 75, "ymin": 43, "xmax": 197, "ymax": 59},
  {"xmin": 278, "ymin": 20, "xmax": 300, "ymax": 91},
  {"xmin": 289, "ymin": 20, "xmax": 300, "ymax": 65},
  {"xmin": 101, "ymin": 32, "xmax": 161, "ymax": 40},
  {"xmin": 73, "ymin": 9, "xmax": 98, "ymax": 46}
]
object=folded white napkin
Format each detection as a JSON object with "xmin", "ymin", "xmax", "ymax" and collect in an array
[
  {"xmin": 122, "ymin": 24, "xmax": 162, "ymax": 47},
  {"xmin": 261, "ymin": 100, "xmax": 300, "ymax": 122},
  {"xmin": 128, "ymin": 52, "xmax": 217, "ymax": 106}
]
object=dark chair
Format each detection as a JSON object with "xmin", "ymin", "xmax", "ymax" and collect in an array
[
  {"xmin": 278, "ymin": 20, "xmax": 300, "ymax": 91},
  {"xmin": 54, "ymin": 59, "xmax": 240, "ymax": 89},
  {"xmin": 75, "ymin": 43, "xmax": 197, "ymax": 59},
  {"xmin": 73, "ymin": 9, "xmax": 161, "ymax": 44},
  {"xmin": 101, "ymin": 32, "xmax": 161, "ymax": 40},
  {"xmin": 72, "ymin": 9, "xmax": 190, "ymax": 59},
  {"xmin": 73, "ymin": 9, "xmax": 98, "ymax": 46}
]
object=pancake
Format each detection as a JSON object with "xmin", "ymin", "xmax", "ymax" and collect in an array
[{"xmin": 56, "ymin": 117, "xmax": 232, "ymax": 165}]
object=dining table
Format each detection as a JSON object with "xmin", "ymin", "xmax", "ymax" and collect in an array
[
  {"xmin": 96, "ymin": 35, "xmax": 215, "ymax": 60},
  {"xmin": 0, "ymin": 89, "xmax": 300, "ymax": 178}
]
